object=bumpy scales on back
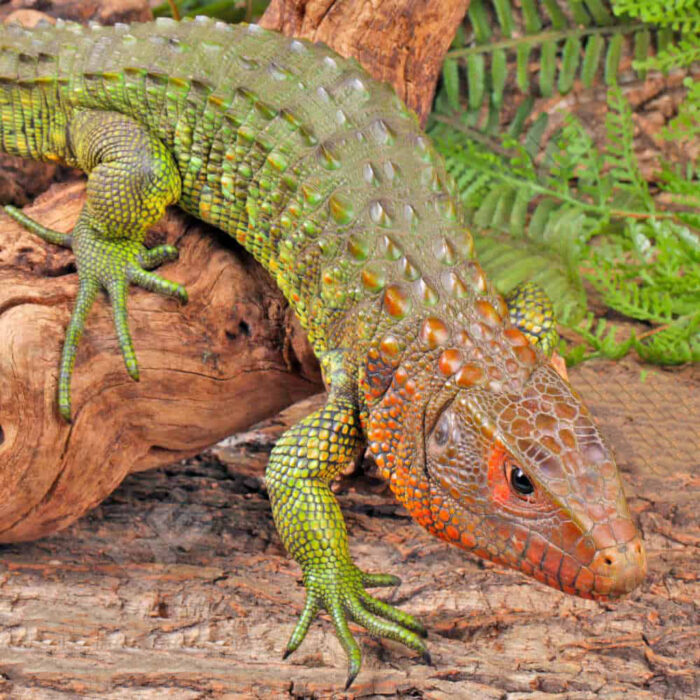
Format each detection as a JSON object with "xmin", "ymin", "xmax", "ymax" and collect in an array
[{"xmin": 0, "ymin": 17, "xmax": 646, "ymax": 687}]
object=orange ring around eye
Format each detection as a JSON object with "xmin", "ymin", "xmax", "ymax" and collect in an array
[{"xmin": 487, "ymin": 441, "xmax": 511, "ymax": 504}]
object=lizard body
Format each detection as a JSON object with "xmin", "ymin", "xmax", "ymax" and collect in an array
[{"xmin": 0, "ymin": 17, "xmax": 646, "ymax": 686}]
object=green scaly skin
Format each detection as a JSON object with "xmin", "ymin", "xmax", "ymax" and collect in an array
[{"xmin": 0, "ymin": 17, "xmax": 646, "ymax": 688}]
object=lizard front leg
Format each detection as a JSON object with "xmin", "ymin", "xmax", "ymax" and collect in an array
[
  {"xmin": 266, "ymin": 351, "xmax": 428, "ymax": 689},
  {"xmin": 505, "ymin": 281, "xmax": 558, "ymax": 355},
  {"xmin": 5, "ymin": 109, "xmax": 186, "ymax": 420}
]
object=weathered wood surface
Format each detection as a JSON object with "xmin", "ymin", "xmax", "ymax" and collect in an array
[
  {"xmin": 0, "ymin": 1, "xmax": 698, "ymax": 697},
  {"xmin": 0, "ymin": 361, "xmax": 697, "ymax": 698},
  {"xmin": 0, "ymin": 180, "xmax": 321, "ymax": 542}
]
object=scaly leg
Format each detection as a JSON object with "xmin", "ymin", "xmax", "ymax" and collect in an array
[
  {"xmin": 266, "ymin": 351, "xmax": 429, "ymax": 689},
  {"xmin": 5, "ymin": 110, "xmax": 186, "ymax": 420},
  {"xmin": 505, "ymin": 281, "xmax": 558, "ymax": 355}
]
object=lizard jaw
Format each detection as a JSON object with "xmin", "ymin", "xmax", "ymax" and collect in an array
[{"xmin": 509, "ymin": 519, "xmax": 647, "ymax": 600}]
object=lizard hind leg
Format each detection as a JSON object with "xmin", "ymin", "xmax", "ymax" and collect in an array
[{"xmin": 9, "ymin": 109, "xmax": 186, "ymax": 421}]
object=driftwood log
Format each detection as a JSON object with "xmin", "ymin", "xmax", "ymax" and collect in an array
[
  {"xmin": 0, "ymin": 0, "xmax": 468, "ymax": 542},
  {"xmin": 0, "ymin": 181, "xmax": 322, "ymax": 542}
]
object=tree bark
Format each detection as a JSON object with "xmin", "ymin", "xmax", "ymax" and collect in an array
[
  {"xmin": 259, "ymin": 0, "xmax": 471, "ymax": 126},
  {"xmin": 0, "ymin": 0, "xmax": 469, "ymax": 542}
]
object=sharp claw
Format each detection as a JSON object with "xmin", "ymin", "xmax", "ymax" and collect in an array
[
  {"xmin": 285, "ymin": 593, "xmax": 319, "ymax": 660},
  {"xmin": 345, "ymin": 662, "xmax": 360, "ymax": 691},
  {"xmin": 288, "ymin": 568, "xmax": 420, "ymax": 686},
  {"xmin": 121, "ymin": 335, "xmax": 140, "ymax": 381},
  {"xmin": 59, "ymin": 403, "xmax": 72, "ymax": 423},
  {"xmin": 282, "ymin": 648, "xmax": 293, "ymax": 660}
]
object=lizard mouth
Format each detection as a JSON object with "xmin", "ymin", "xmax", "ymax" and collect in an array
[{"xmin": 518, "ymin": 528, "xmax": 647, "ymax": 599}]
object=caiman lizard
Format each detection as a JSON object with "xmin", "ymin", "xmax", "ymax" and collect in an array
[{"xmin": 0, "ymin": 16, "xmax": 646, "ymax": 688}]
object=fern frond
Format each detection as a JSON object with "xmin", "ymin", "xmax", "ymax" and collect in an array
[
  {"xmin": 580, "ymin": 218, "xmax": 700, "ymax": 363},
  {"xmin": 561, "ymin": 315, "xmax": 635, "ymax": 364},
  {"xmin": 604, "ymin": 87, "xmax": 655, "ymax": 211},
  {"xmin": 431, "ymin": 0, "xmax": 699, "ymax": 367},
  {"xmin": 636, "ymin": 34, "xmax": 700, "ymax": 70},
  {"xmin": 613, "ymin": 0, "xmax": 700, "ymax": 33},
  {"xmin": 431, "ymin": 90, "xmax": 697, "ymax": 366},
  {"xmin": 634, "ymin": 315, "xmax": 700, "ymax": 364},
  {"xmin": 659, "ymin": 161, "xmax": 700, "ymax": 229},
  {"xmin": 661, "ymin": 77, "xmax": 700, "ymax": 145},
  {"xmin": 435, "ymin": 0, "xmax": 658, "ymax": 126}
]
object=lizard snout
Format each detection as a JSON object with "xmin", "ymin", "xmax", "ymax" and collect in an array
[{"xmin": 588, "ymin": 534, "xmax": 647, "ymax": 599}]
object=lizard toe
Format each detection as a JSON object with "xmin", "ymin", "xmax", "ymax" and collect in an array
[
  {"xmin": 128, "ymin": 265, "xmax": 188, "ymax": 304},
  {"xmin": 283, "ymin": 592, "xmax": 320, "ymax": 658},
  {"xmin": 138, "ymin": 243, "xmax": 180, "ymax": 269},
  {"xmin": 345, "ymin": 595, "xmax": 428, "ymax": 656},
  {"xmin": 361, "ymin": 572, "xmax": 402, "ymax": 588},
  {"xmin": 358, "ymin": 590, "xmax": 428, "ymax": 637}
]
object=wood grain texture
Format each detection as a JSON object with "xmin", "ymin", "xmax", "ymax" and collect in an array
[
  {"xmin": 0, "ymin": 4, "xmax": 696, "ymax": 696},
  {"xmin": 0, "ymin": 181, "xmax": 322, "ymax": 543},
  {"xmin": 0, "ymin": 361, "xmax": 696, "ymax": 698},
  {"xmin": 260, "ymin": 0, "xmax": 471, "ymax": 126}
]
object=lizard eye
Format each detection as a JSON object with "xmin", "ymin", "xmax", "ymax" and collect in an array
[{"xmin": 508, "ymin": 461, "xmax": 534, "ymax": 496}]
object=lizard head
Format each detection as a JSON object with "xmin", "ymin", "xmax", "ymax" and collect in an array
[{"xmin": 367, "ymin": 356, "xmax": 646, "ymax": 600}]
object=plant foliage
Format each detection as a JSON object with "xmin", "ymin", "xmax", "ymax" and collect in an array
[
  {"xmin": 429, "ymin": 0, "xmax": 699, "ymax": 366},
  {"xmin": 613, "ymin": 0, "xmax": 700, "ymax": 33},
  {"xmin": 155, "ymin": 0, "xmax": 270, "ymax": 22},
  {"xmin": 434, "ymin": 0, "xmax": 661, "ymax": 128}
]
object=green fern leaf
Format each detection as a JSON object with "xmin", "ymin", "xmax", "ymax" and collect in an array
[
  {"xmin": 443, "ymin": 59, "xmax": 461, "ymax": 111},
  {"xmin": 604, "ymin": 33, "xmax": 623, "ymax": 84},
  {"xmin": 431, "ymin": 1, "xmax": 699, "ymax": 367}
]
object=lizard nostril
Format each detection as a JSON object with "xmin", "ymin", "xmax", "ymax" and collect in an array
[{"xmin": 590, "ymin": 535, "xmax": 646, "ymax": 598}]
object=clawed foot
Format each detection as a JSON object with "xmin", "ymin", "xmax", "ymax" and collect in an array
[
  {"xmin": 5, "ymin": 206, "xmax": 187, "ymax": 421},
  {"xmin": 283, "ymin": 563, "xmax": 429, "ymax": 690}
]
